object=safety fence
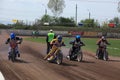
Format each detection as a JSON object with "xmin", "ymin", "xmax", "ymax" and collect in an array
[{"xmin": 2, "ymin": 29, "xmax": 120, "ymax": 38}]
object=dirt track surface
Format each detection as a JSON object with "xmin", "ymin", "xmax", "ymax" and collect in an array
[{"xmin": 0, "ymin": 30, "xmax": 120, "ymax": 80}]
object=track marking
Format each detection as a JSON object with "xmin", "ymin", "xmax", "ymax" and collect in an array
[
  {"xmin": 0, "ymin": 72, "xmax": 5, "ymax": 80},
  {"xmin": 108, "ymin": 47, "xmax": 120, "ymax": 50}
]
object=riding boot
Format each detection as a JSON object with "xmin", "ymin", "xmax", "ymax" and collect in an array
[
  {"xmin": 8, "ymin": 52, "xmax": 10, "ymax": 60},
  {"xmin": 18, "ymin": 54, "xmax": 20, "ymax": 57}
]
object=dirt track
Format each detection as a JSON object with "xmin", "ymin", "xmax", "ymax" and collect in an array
[{"xmin": 0, "ymin": 30, "xmax": 120, "ymax": 80}]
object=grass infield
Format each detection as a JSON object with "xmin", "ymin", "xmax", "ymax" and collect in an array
[{"xmin": 25, "ymin": 37, "xmax": 120, "ymax": 57}]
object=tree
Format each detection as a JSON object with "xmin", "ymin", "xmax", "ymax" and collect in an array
[
  {"xmin": 40, "ymin": 14, "xmax": 52, "ymax": 23},
  {"xmin": 81, "ymin": 19, "xmax": 96, "ymax": 27},
  {"xmin": 58, "ymin": 17, "xmax": 76, "ymax": 27},
  {"xmin": 118, "ymin": 2, "xmax": 120, "ymax": 12},
  {"xmin": 14, "ymin": 20, "xmax": 25, "ymax": 26},
  {"xmin": 102, "ymin": 21, "xmax": 108, "ymax": 28},
  {"xmin": 48, "ymin": 0, "xmax": 65, "ymax": 17}
]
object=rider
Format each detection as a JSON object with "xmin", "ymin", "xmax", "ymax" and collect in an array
[
  {"xmin": 46, "ymin": 29, "xmax": 56, "ymax": 54},
  {"xmin": 67, "ymin": 35, "xmax": 85, "ymax": 59},
  {"xmin": 96, "ymin": 36, "xmax": 110, "ymax": 58},
  {"xmin": 5, "ymin": 33, "xmax": 23, "ymax": 58},
  {"xmin": 44, "ymin": 35, "xmax": 65, "ymax": 60}
]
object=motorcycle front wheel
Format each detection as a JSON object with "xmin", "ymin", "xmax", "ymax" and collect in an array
[{"xmin": 10, "ymin": 49, "xmax": 16, "ymax": 62}]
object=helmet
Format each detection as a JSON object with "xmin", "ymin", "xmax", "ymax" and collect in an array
[
  {"xmin": 101, "ymin": 36, "xmax": 106, "ymax": 41},
  {"xmin": 57, "ymin": 35, "xmax": 62, "ymax": 42},
  {"xmin": 10, "ymin": 33, "xmax": 16, "ymax": 39},
  {"xmin": 50, "ymin": 29, "xmax": 53, "ymax": 32},
  {"xmin": 76, "ymin": 35, "xmax": 81, "ymax": 39},
  {"xmin": 76, "ymin": 35, "xmax": 81, "ymax": 41}
]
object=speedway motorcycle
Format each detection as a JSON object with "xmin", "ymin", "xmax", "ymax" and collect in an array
[
  {"xmin": 68, "ymin": 44, "xmax": 84, "ymax": 62},
  {"xmin": 96, "ymin": 47, "xmax": 108, "ymax": 61},
  {"xmin": 47, "ymin": 47, "xmax": 63, "ymax": 65},
  {"xmin": 9, "ymin": 40, "xmax": 21, "ymax": 62}
]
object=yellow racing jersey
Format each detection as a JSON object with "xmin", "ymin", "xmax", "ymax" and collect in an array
[{"xmin": 50, "ymin": 39, "xmax": 64, "ymax": 47}]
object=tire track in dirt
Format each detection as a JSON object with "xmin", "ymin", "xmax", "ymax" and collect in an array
[
  {"xmin": 21, "ymin": 41, "xmax": 120, "ymax": 80},
  {"xmin": 23, "ymin": 45, "xmax": 95, "ymax": 80}
]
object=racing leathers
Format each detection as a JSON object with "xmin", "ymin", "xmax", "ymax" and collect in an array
[
  {"xmin": 5, "ymin": 37, "xmax": 23, "ymax": 57},
  {"xmin": 44, "ymin": 38, "xmax": 65, "ymax": 60}
]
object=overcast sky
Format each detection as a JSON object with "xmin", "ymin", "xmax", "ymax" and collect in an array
[{"xmin": 0, "ymin": 0, "xmax": 120, "ymax": 24}]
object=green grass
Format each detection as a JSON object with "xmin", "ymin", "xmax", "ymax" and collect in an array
[
  {"xmin": 108, "ymin": 39, "xmax": 120, "ymax": 56},
  {"xmin": 82, "ymin": 38, "xmax": 120, "ymax": 57},
  {"xmin": 80, "ymin": 38, "xmax": 120, "ymax": 57},
  {"xmin": 82, "ymin": 38, "xmax": 98, "ymax": 52},
  {"xmin": 25, "ymin": 37, "xmax": 46, "ymax": 44},
  {"xmin": 25, "ymin": 37, "xmax": 120, "ymax": 57}
]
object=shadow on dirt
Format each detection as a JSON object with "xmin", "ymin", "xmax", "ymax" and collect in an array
[
  {"xmin": 22, "ymin": 45, "xmax": 44, "ymax": 59},
  {"xmin": 14, "ymin": 59, "xmax": 30, "ymax": 63},
  {"xmin": 69, "ymin": 60, "xmax": 95, "ymax": 64},
  {"xmin": 45, "ymin": 61, "xmax": 78, "ymax": 67},
  {"xmin": 81, "ymin": 60, "xmax": 95, "ymax": 63},
  {"xmin": 61, "ymin": 62, "xmax": 78, "ymax": 67},
  {"xmin": 108, "ymin": 59, "xmax": 120, "ymax": 62}
]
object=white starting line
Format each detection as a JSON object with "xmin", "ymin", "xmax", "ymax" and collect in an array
[
  {"xmin": 108, "ymin": 47, "xmax": 120, "ymax": 50},
  {"xmin": 0, "ymin": 71, "xmax": 5, "ymax": 80}
]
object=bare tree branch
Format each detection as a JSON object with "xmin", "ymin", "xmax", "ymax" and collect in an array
[{"xmin": 48, "ymin": 0, "xmax": 65, "ymax": 17}]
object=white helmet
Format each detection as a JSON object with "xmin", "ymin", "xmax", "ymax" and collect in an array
[
  {"xmin": 50, "ymin": 29, "xmax": 53, "ymax": 32},
  {"xmin": 101, "ymin": 36, "xmax": 106, "ymax": 40}
]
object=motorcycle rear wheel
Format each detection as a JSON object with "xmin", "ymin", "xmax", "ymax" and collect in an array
[
  {"xmin": 77, "ymin": 52, "xmax": 83, "ymax": 62},
  {"xmin": 103, "ymin": 51, "xmax": 108, "ymax": 61},
  {"xmin": 56, "ymin": 52, "xmax": 63, "ymax": 65}
]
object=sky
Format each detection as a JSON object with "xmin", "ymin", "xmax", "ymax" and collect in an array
[{"xmin": 0, "ymin": 0, "xmax": 120, "ymax": 24}]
